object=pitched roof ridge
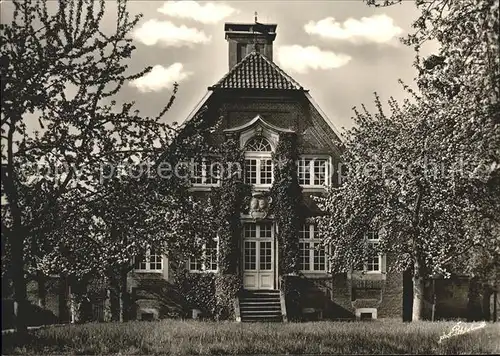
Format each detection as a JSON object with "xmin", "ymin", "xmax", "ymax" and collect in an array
[
  {"xmin": 211, "ymin": 51, "xmax": 259, "ymax": 88},
  {"xmin": 210, "ymin": 51, "xmax": 305, "ymax": 90},
  {"xmin": 256, "ymin": 52, "xmax": 303, "ymax": 90}
]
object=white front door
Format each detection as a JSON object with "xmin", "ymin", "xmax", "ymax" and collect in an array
[{"xmin": 243, "ymin": 222, "xmax": 275, "ymax": 290}]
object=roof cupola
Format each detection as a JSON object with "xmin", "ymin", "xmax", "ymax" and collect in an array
[{"xmin": 224, "ymin": 18, "xmax": 277, "ymax": 69}]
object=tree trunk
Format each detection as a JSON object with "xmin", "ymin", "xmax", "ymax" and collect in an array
[
  {"xmin": 410, "ymin": 186, "xmax": 424, "ymax": 322},
  {"xmin": 431, "ymin": 279, "xmax": 436, "ymax": 322},
  {"xmin": 11, "ymin": 235, "xmax": 28, "ymax": 333},
  {"xmin": 467, "ymin": 277, "xmax": 482, "ymax": 321},
  {"xmin": 412, "ymin": 259, "xmax": 424, "ymax": 321},
  {"xmin": 119, "ymin": 268, "xmax": 129, "ymax": 322},
  {"xmin": 70, "ymin": 277, "xmax": 92, "ymax": 323},
  {"xmin": 37, "ymin": 271, "xmax": 47, "ymax": 309},
  {"xmin": 5, "ymin": 119, "xmax": 28, "ymax": 334},
  {"xmin": 412, "ymin": 276, "xmax": 425, "ymax": 321},
  {"xmin": 109, "ymin": 274, "xmax": 121, "ymax": 321},
  {"xmin": 482, "ymin": 287, "xmax": 491, "ymax": 321},
  {"xmin": 493, "ymin": 291, "xmax": 498, "ymax": 322},
  {"xmin": 58, "ymin": 274, "xmax": 70, "ymax": 323},
  {"xmin": 402, "ymin": 267, "xmax": 413, "ymax": 322}
]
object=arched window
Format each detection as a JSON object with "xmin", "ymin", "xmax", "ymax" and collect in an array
[
  {"xmin": 245, "ymin": 136, "xmax": 272, "ymax": 152},
  {"xmin": 244, "ymin": 136, "xmax": 273, "ymax": 186}
]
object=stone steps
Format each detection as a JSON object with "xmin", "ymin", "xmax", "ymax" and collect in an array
[{"xmin": 239, "ymin": 290, "xmax": 284, "ymax": 322}]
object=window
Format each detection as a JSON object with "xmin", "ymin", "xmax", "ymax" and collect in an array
[
  {"xmin": 134, "ymin": 249, "xmax": 163, "ymax": 272},
  {"xmin": 366, "ymin": 235, "xmax": 381, "ymax": 273},
  {"xmin": 245, "ymin": 159, "xmax": 273, "ymax": 185},
  {"xmin": 191, "ymin": 158, "xmax": 220, "ymax": 186},
  {"xmin": 243, "ymin": 223, "xmax": 273, "ymax": 271},
  {"xmin": 237, "ymin": 43, "xmax": 247, "ymax": 62},
  {"xmin": 356, "ymin": 231, "xmax": 382, "ymax": 273},
  {"xmin": 297, "ymin": 158, "xmax": 329, "ymax": 187},
  {"xmin": 245, "ymin": 137, "xmax": 272, "ymax": 152},
  {"xmin": 299, "ymin": 224, "xmax": 327, "ymax": 272},
  {"xmin": 244, "ymin": 136, "xmax": 273, "ymax": 186},
  {"xmin": 243, "ymin": 222, "xmax": 273, "ymax": 239},
  {"xmin": 189, "ymin": 238, "xmax": 218, "ymax": 272},
  {"xmin": 298, "ymin": 159, "xmax": 311, "ymax": 185}
]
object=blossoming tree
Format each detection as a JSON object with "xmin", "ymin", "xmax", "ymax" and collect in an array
[{"xmin": 316, "ymin": 0, "xmax": 499, "ymax": 321}]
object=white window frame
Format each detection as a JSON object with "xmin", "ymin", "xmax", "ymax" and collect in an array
[
  {"xmin": 134, "ymin": 249, "xmax": 164, "ymax": 273},
  {"xmin": 242, "ymin": 222, "xmax": 274, "ymax": 272},
  {"xmin": 188, "ymin": 237, "xmax": 219, "ymax": 273},
  {"xmin": 190, "ymin": 158, "xmax": 221, "ymax": 187},
  {"xmin": 297, "ymin": 156, "xmax": 331, "ymax": 188},
  {"xmin": 244, "ymin": 152, "xmax": 274, "ymax": 188},
  {"xmin": 299, "ymin": 224, "xmax": 327, "ymax": 273},
  {"xmin": 358, "ymin": 231, "xmax": 383, "ymax": 274}
]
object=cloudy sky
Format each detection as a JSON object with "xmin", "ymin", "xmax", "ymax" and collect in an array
[
  {"xmin": 120, "ymin": 1, "xmax": 430, "ymax": 131},
  {"xmin": 6, "ymin": 0, "xmax": 434, "ymax": 132}
]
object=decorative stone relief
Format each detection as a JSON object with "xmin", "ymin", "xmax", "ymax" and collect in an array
[{"xmin": 249, "ymin": 192, "xmax": 272, "ymax": 220}]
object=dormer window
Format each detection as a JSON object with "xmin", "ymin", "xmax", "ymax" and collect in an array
[
  {"xmin": 244, "ymin": 136, "xmax": 273, "ymax": 187},
  {"xmin": 224, "ymin": 115, "xmax": 294, "ymax": 189}
]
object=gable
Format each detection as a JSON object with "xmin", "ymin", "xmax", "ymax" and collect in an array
[
  {"xmin": 181, "ymin": 54, "xmax": 344, "ymax": 156},
  {"xmin": 181, "ymin": 90, "xmax": 344, "ymax": 157},
  {"xmin": 299, "ymin": 93, "xmax": 344, "ymax": 156}
]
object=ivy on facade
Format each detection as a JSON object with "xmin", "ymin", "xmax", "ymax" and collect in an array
[
  {"xmin": 210, "ymin": 135, "xmax": 249, "ymax": 319},
  {"xmin": 270, "ymin": 132, "xmax": 303, "ymax": 276},
  {"xmin": 210, "ymin": 135, "xmax": 249, "ymax": 274},
  {"xmin": 173, "ymin": 266, "xmax": 217, "ymax": 317}
]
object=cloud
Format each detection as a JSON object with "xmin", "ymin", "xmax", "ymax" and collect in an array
[
  {"xmin": 130, "ymin": 63, "xmax": 192, "ymax": 93},
  {"xmin": 133, "ymin": 19, "xmax": 211, "ymax": 47},
  {"xmin": 157, "ymin": 1, "xmax": 238, "ymax": 24},
  {"xmin": 304, "ymin": 15, "xmax": 403, "ymax": 44},
  {"xmin": 277, "ymin": 45, "xmax": 351, "ymax": 74}
]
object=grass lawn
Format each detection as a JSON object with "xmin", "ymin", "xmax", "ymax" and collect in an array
[{"xmin": 2, "ymin": 319, "xmax": 499, "ymax": 355}]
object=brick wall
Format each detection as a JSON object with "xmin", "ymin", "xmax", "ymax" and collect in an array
[
  {"xmin": 377, "ymin": 270, "xmax": 403, "ymax": 318},
  {"xmin": 331, "ymin": 273, "xmax": 356, "ymax": 318},
  {"xmin": 207, "ymin": 91, "xmax": 342, "ymax": 157}
]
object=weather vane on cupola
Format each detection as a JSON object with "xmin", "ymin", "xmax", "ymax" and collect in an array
[{"xmin": 251, "ymin": 11, "xmax": 260, "ymax": 53}]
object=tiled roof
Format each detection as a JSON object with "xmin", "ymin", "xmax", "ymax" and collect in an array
[{"xmin": 210, "ymin": 51, "xmax": 304, "ymax": 90}]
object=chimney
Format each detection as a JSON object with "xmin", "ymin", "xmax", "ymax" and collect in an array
[{"xmin": 224, "ymin": 22, "xmax": 277, "ymax": 69}]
